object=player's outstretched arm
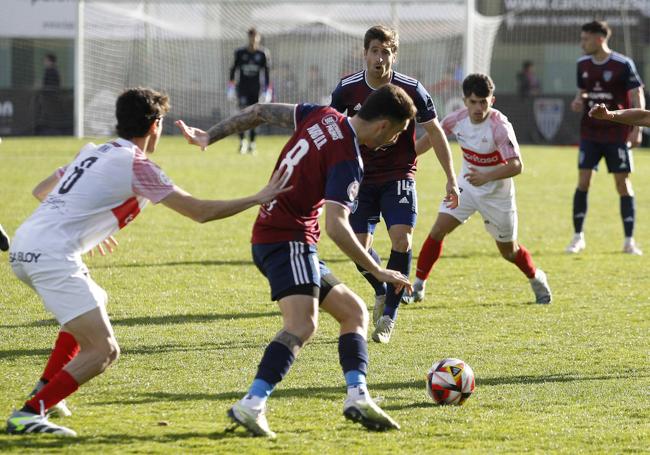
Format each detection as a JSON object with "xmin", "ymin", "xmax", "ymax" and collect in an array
[
  {"xmin": 589, "ymin": 103, "xmax": 650, "ymax": 127},
  {"xmin": 160, "ymin": 168, "xmax": 291, "ymax": 223},
  {"xmin": 176, "ymin": 103, "xmax": 296, "ymax": 150},
  {"xmin": 324, "ymin": 202, "xmax": 412, "ymax": 294},
  {"xmin": 422, "ymin": 119, "xmax": 459, "ymax": 209}
]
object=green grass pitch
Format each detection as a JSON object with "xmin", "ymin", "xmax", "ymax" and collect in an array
[{"xmin": 0, "ymin": 136, "xmax": 648, "ymax": 454}]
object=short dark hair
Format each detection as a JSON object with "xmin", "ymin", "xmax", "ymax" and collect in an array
[
  {"xmin": 462, "ymin": 73, "xmax": 495, "ymax": 98},
  {"xmin": 116, "ymin": 87, "xmax": 170, "ymax": 139},
  {"xmin": 363, "ymin": 25, "xmax": 399, "ymax": 53},
  {"xmin": 357, "ymin": 84, "xmax": 416, "ymax": 124},
  {"xmin": 45, "ymin": 53, "xmax": 57, "ymax": 64},
  {"xmin": 581, "ymin": 20, "xmax": 611, "ymax": 38},
  {"xmin": 248, "ymin": 27, "xmax": 259, "ymax": 37}
]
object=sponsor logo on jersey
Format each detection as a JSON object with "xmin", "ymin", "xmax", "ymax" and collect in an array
[
  {"xmin": 9, "ymin": 251, "xmax": 42, "ymax": 264},
  {"xmin": 347, "ymin": 180, "xmax": 360, "ymax": 202},
  {"xmin": 533, "ymin": 98, "xmax": 564, "ymax": 142},
  {"xmin": 307, "ymin": 124, "xmax": 327, "ymax": 150},
  {"xmin": 353, "ymin": 103, "xmax": 362, "ymax": 111},
  {"xmin": 321, "ymin": 115, "xmax": 343, "ymax": 140},
  {"xmin": 461, "ymin": 148, "xmax": 505, "ymax": 167}
]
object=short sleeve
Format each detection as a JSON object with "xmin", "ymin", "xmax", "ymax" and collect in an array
[
  {"xmin": 294, "ymin": 103, "xmax": 321, "ymax": 130},
  {"xmin": 324, "ymin": 159, "xmax": 363, "ymax": 210},
  {"xmin": 329, "ymin": 81, "xmax": 346, "ymax": 113},
  {"xmin": 624, "ymin": 59, "xmax": 643, "ymax": 90},
  {"xmin": 132, "ymin": 157, "xmax": 174, "ymax": 204},
  {"xmin": 413, "ymin": 83, "xmax": 437, "ymax": 124},
  {"xmin": 441, "ymin": 113, "xmax": 457, "ymax": 136},
  {"xmin": 492, "ymin": 115, "xmax": 521, "ymax": 161}
]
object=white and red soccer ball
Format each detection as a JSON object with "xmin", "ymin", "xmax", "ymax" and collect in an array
[{"xmin": 426, "ymin": 358, "xmax": 475, "ymax": 405}]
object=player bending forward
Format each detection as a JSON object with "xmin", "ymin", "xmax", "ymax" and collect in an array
[
  {"xmin": 177, "ymin": 84, "xmax": 416, "ymax": 438},
  {"xmin": 407, "ymin": 74, "xmax": 552, "ymax": 305},
  {"xmin": 6, "ymin": 88, "xmax": 289, "ymax": 437}
]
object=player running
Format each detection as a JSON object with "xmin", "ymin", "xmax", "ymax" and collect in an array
[
  {"xmin": 330, "ymin": 25, "xmax": 459, "ymax": 344},
  {"xmin": 228, "ymin": 27, "xmax": 272, "ymax": 154},
  {"xmin": 567, "ymin": 20, "xmax": 644, "ymax": 255},
  {"xmin": 5, "ymin": 87, "xmax": 289, "ymax": 437},
  {"xmin": 407, "ymin": 73, "xmax": 552, "ymax": 305},
  {"xmin": 177, "ymin": 84, "xmax": 416, "ymax": 438}
]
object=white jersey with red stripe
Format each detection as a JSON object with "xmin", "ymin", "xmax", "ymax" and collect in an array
[
  {"xmin": 441, "ymin": 107, "xmax": 521, "ymax": 197},
  {"xmin": 12, "ymin": 138, "xmax": 174, "ymax": 258}
]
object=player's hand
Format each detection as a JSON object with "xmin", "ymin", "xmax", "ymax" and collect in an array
[
  {"xmin": 588, "ymin": 103, "xmax": 612, "ymax": 120},
  {"xmin": 255, "ymin": 168, "xmax": 293, "ymax": 204},
  {"xmin": 570, "ymin": 97, "xmax": 584, "ymax": 113},
  {"xmin": 627, "ymin": 126, "xmax": 642, "ymax": 148},
  {"xmin": 227, "ymin": 82, "xmax": 236, "ymax": 101},
  {"xmin": 175, "ymin": 120, "xmax": 210, "ymax": 151},
  {"xmin": 464, "ymin": 166, "xmax": 489, "ymax": 187},
  {"xmin": 88, "ymin": 236, "xmax": 118, "ymax": 257},
  {"xmin": 444, "ymin": 180, "xmax": 460, "ymax": 209},
  {"xmin": 371, "ymin": 268, "xmax": 412, "ymax": 295}
]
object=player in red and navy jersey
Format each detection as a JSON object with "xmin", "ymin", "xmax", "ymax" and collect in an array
[
  {"xmin": 330, "ymin": 25, "xmax": 459, "ymax": 344},
  {"xmin": 228, "ymin": 27, "xmax": 272, "ymax": 154},
  {"xmin": 6, "ymin": 88, "xmax": 288, "ymax": 437},
  {"xmin": 177, "ymin": 84, "xmax": 416, "ymax": 437},
  {"xmin": 567, "ymin": 20, "xmax": 645, "ymax": 255}
]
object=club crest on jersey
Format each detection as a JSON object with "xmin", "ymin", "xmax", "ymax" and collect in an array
[
  {"xmin": 533, "ymin": 98, "xmax": 564, "ymax": 142},
  {"xmin": 158, "ymin": 170, "xmax": 172, "ymax": 186},
  {"xmin": 603, "ymin": 71, "xmax": 613, "ymax": 82},
  {"xmin": 582, "ymin": 71, "xmax": 588, "ymax": 78},
  {"xmin": 347, "ymin": 180, "xmax": 360, "ymax": 202}
]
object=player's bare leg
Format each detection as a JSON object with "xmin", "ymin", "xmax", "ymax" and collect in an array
[
  {"xmin": 497, "ymin": 241, "xmax": 551, "ymax": 304},
  {"xmin": 321, "ymin": 284, "xmax": 400, "ymax": 431},
  {"xmin": 353, "ymin": 232, "xmax": 387, "ymax": 326},
  {"xmin": 7, "ymin": 306, "xmax": 119, "ymax": 436},
  {"xmin": 405, "ymin": 213, "xmax": 461, "ymax": 305},
  {"xmin": 228, "ymin": 295, "xmax": 317, "ymax": 438},
  {"xmin": 613, "ymin": 172, "xmax": 642, "ymax": 255},
  {"xmin": 567, "ymin": 169, "xmax": 592, "ymax": 253},
  {"xmin": 371, "ymin": 224, "xmax": 412, "ymax": 343}
]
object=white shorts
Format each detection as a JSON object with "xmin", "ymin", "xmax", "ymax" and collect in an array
[
  {"xmin": 439, "ymin": 188, "xmax": 518, "ymax": 242},
  {"xmin": 10, "ymin": 252, "xmax": 107, "ymax": 325}
]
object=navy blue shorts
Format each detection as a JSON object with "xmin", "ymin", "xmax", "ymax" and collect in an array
[
  {"xmin": 349, "ymin": 179, "xmax": 417, "ymax": 234},
  {"xmin": 578, "ymin": 139, "xmax": 633, "ymax": 173},
  {"xmin": 252, "ymin": 242, "xmax": 334, "ymax": 301}
]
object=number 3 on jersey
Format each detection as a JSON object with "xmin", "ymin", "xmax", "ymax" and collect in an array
[
  {"xmin": 265, "ymin": 138, "xmax": 309, "ymax": 211},
  {"xmin": 58, "ymin": 157, "xmax": 99, "ymax": 194}
]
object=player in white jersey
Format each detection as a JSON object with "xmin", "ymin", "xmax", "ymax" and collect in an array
[
  {"xmin": 405, "ymin": 74, "xmax": 552, "ymax": 305},
  {"xmin": 6, "ymin": 87, "xmax": 289, "ymax": 437}
]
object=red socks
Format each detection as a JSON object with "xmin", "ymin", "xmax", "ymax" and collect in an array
[
  {"xmin": 416, "ymin": 235, "xmax": 443, "ymax": 280},
  {"xmin": 514, "ymin": 245, "xmax": 536, "ymax": 279},
  {"xmin": 41, "ymin": 331, "xmax": 80, "ymax": 382},
  {"xmin": 25, "ymin": 370, "xmax": 79, "ymax": 413}
]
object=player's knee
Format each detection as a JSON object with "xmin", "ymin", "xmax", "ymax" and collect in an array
[
  {"xmin": 615, "ymin": 179, "xmax": 632, "ymax": 196},
  {"xmin": 98, "ymin": 338, "xmax": 120, "ymax": 372},
  {"xmin": 344, "ymin": 295, "xmax": 368, "ymax": 331},
  {"xmin": 391, "ymin": 234, "xmax": 412, "ymax": 252},
  {"xmin": 273, "ymin": 330, "xmax": 305, "ymax": 357},
  {"xmin": 429, "ymin": 225, "xmax": 447, "ymax": 242}
]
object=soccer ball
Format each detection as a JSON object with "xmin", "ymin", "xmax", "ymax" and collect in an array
[{"xmin": 426, "ymin": 358, "xmax": 475, "ymax": 405}]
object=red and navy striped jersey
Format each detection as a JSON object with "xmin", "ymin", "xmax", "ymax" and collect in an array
[
  {"xmin": 252, "ymin": 104, "xmax": 363, "ymax": 245},
  {"xmin": 577, "ymin": 52, "xmax": 643, "ymax": 143},
  {"xmin": 330, "ymin": 70, "xmax": 437, "ymax": 184}
]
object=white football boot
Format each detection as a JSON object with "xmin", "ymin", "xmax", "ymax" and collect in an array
[
  {"xmin": 372, "ymin": 295, "xmax": 386, "ymax": 327},
  {"xmin": 227, "ymin": 399, "xmax": 276, "ymax": 438},
  {"xmin": 371, "ymin": 315, "xmax": 395, "ymax": 344},
  {"xmin": 623, "ymin": 238, "xmax": 643, "ymax": 255},
  {"xmin": 565, "ymin": 233, "xmax": 585, "ymax": 254},
  {"xmin": 6, "ymin": 410, "xmax": 76, "ymax": 436},
  {"xmin": 343, "ymin": 386, "xmax": 400, "ymax": 431},
  {"xmin": 530, "ymin": 269, "xmax": 552, "ymax": 304}
]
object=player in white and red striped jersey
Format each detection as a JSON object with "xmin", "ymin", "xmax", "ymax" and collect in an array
[
  {"xmin": 6, "ymin": 88, "xmax": 288, "ymax": 437},
  {"xmin": 407, "ymin": 73, "xmax": 552, "ymax": 305}
]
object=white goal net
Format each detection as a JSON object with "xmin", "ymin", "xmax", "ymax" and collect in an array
[{"xmin": 77, "ymin": 0, "xmax": 502, "ymax": 137}]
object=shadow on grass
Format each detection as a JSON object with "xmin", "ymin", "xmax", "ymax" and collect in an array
[
  {"xmin": 0, "ymin": 429, "xmax": 245, "ymax": 451},
  {"xmin": 90, "ymin": 256, "xmax": 352, "ymax": 269},
  {"xmin": 0, "ymin": 310, "xmax": 281, "ymax": 329}
]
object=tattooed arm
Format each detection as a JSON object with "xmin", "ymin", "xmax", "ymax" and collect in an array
[{"xmin": 175, "ymin": 103, "xmax": 296, "ymax": 150}]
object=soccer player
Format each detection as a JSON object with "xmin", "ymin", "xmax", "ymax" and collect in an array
[
  {"xmin": 228, "ymin": 27, "xmax": 272, "ymax": 154},
  {"xmin": 176, "ymin": 84, "xmax": 416, "ymax": 437},
  {"xmin": 5, "ymin": 87, "xmax": 289, "ymax": 437},
  {"xmin": 409, "ymin": 74, "xmax": 552, "ymax": 305},
  {"xmin": 567, "ymin": 20, "xmax": 644, "ymax": 255},
  {"xmin": 329, "ymin": 25, "xmax": 459, "ymax": 343}
]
